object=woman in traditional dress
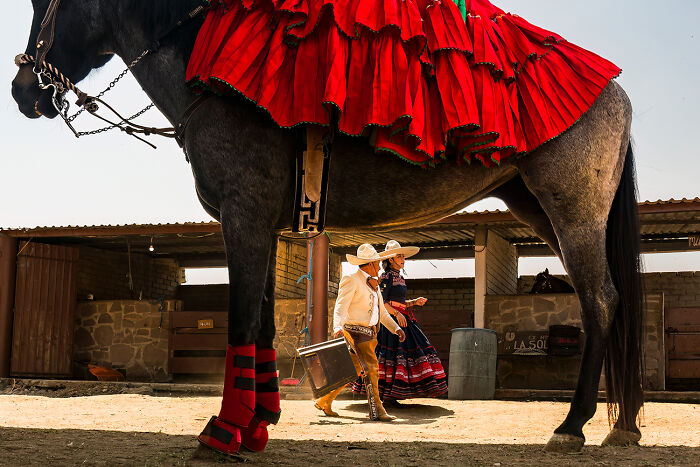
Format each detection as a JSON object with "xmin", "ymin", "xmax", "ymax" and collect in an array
[{"xmin": 349, "ymin": 240, "xmax": 447, "ymax": 403}]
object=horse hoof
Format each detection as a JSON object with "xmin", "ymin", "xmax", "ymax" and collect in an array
[
  {"xmin": 544, "ymin": 433, "xmax": 585, "ymax": 452},
  {"xmin": 602, "ymin": 428, "xmax": 641, "ymax": 446}
]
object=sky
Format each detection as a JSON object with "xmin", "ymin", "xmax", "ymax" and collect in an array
[{"xmin": 1, "ymin": 1, "xmax": 699, "ymax": 281}]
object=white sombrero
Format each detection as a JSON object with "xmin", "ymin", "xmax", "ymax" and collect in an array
[
  {"xmin": 346, "ymin": 243, "xmax": 397, "ymax": 266},
  {"xmin": 384, "ymin": 240, "xmax": 420, "ymax": 258}
]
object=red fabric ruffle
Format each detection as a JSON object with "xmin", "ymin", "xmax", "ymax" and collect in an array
[{"xmin": 186, "ymin": 0, "xmax": 621, "ymax": 166}]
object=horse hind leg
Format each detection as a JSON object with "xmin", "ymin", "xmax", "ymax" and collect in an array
[
  {"xmin": 516, "ymin": 82, "xmax": 642, "ymax": 452},
  {"xmin": 490, "ymin": 176, "xmax": 561, "ymax": 259}
]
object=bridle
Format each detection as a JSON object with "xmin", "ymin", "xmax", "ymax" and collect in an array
[{"xmin": 15, "ymin": 0, "xmax": 209, "ymax": 149}]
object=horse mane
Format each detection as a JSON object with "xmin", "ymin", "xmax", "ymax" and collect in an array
[{"xmin": 128, "ymin": 0, "xmax": 205, "ymax": 45}]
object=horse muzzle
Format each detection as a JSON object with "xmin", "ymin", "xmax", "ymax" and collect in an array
[{"xmin": 11, "ymin": 65, "xmax": 59, "ymax": 119}]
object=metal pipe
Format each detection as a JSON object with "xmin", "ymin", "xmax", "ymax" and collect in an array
[
  {"xmin": 310, "ymin": 233, "xmax": 329, "ymax": 344},
  {"xmin": 306, "ymin": 239, "xmax": 313, "ymax": 344},
  {"xmin": 0, "ymin": 236, "xmax": 18, "ymax": 377}
]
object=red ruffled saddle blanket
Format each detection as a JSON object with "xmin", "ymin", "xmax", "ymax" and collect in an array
[{"xmin": 186, "ymin": 0, "xmax": 620, "ymax": 166}]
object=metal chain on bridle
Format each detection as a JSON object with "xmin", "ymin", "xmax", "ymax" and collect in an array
[{"xmin": 16, "ymin": 0, "xmax": 208, "ymax": 148}]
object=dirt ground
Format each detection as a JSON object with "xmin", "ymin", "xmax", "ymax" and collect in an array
[{"xmin": 0, "ymin": 392, "xmax": 698, "ymax": 466}]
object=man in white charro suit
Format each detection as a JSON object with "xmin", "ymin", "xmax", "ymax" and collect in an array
[{"xmin": 314, "ymin": 244, "xmax": 406, "ymax": 421}]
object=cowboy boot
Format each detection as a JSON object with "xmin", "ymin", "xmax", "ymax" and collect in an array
[
  {"xmin": 313, "ymin": 385, "xmax": 345, "ymax": 417},
  {"xmin": 368, "ymin": 363, "xmax": 395, "ymax": 422},
  {"xmin": 240, "ymin": 348, "xmax": 282, "ymax": 452},
  {"xmin": 198, "ymin": 344, "xmax": 256, "ymax": 455}
]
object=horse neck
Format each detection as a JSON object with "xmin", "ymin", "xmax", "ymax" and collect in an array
[{"xmin": 106, "ymin": 1, "xmax": 202, "ymax": 126}]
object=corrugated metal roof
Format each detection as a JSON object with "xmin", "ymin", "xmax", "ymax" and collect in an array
[
  {"xmin": 2, "ymin": 198, "xmax": 697, "ymax": 234},
  {"xmin": 1, "ymin": 199, "xmax": 697, "ymax": 259}
]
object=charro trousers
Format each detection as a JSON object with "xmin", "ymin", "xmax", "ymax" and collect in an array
[{"xmin": 314, "ymin": 330, "xmax": 389, "ymax": 418}]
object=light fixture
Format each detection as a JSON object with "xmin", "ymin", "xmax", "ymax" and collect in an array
[{"xmin": 148, "ymin": 236, "xmax": 155, "ymax": 252}]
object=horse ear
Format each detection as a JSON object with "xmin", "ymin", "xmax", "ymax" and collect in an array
[{"xmin": 544, "ymin": 268, "xmax": 549, "ymax": 274}]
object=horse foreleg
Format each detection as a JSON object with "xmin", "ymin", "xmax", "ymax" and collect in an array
[
  {"xmin": 197, "ymin": 208, "xmax": 279, "ymax": 456},
  {"xmin": 240, "ymin": 238, "xmax": 282, "ymax": 452}
]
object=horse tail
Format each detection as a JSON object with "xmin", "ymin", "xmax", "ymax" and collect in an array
[{"xmin": 604, "ymin": 139, "xmax": 645, "ymax": 429}]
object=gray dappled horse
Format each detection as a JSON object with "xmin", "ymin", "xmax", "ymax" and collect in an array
[{"xmin": 12, "ymin": 0, "xmax": 644, "ymax": 453}]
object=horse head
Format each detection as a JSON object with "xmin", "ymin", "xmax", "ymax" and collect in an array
[
  {"xmin": 530, "ymin": 268, "xmax": 552, "ymax": 294},
  {"xmin": 12, "ymin": 0, "xmax": 114, "ymax": 119}
]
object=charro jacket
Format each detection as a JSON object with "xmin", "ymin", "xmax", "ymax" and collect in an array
[{"xmin": 332, "ymin": 270, "xmax": 401, "ymax": 335}]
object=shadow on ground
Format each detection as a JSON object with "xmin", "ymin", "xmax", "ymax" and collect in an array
[
  {"xmin": 1, "ymin": 427, "xmax": 698, "ymax": 466},
  {"xmin": 327, "ymin": 401, "xmax": 455, "ymax": 425}
]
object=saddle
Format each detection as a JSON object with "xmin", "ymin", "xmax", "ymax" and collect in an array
[{"xmin": 293, "ymin": 126, "xmax": 332, "ymax": 233}]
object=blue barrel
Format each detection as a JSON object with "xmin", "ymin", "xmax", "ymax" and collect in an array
[{"xmin": 448, "ymin": 328, "xmax": 497, "ymax": 400}]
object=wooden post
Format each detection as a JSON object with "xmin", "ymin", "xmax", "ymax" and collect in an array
[
  {"xmin": 473, "ymin": 226, "xmax": 487, "ymax": 328},
  {"xmin": 310, "ymin": 233, "xmax": 329, "ymax": 344},
  {"xmin": 0, "ymin": 236, "xmax": 18, "ymax": 377},
  {"xmin": 474, "ymin": 227, "xmax": 518, "ymax": 329}
]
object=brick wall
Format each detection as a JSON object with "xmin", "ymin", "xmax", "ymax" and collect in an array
[
  {"xmin": 275, "ymin": 240, "xmax": 342, "ymax": 299},
  {"xmin": 77, "ymin": 246, "xmax": 180, "ymax": 301},
  {"xmin": 405, "ymin": 278, "xmax": 475, "ymax": 323},
  {"xmin": 642, "ymin": 271, "xmax": 700, "ymax": 308}
]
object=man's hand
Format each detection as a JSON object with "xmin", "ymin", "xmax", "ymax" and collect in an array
[
  {"xmin": 333, "ymin": 330, "xmax": 343, "ymax": 339},
  {"xmin": 396, "ymin": 329, "xmax": 406, "ymax": 342},
  {"xmin": 415, "ymin": 297, "xmax": 428, "ymax": 306}
]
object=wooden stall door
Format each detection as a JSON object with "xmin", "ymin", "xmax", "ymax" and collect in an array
[
  {"xmin": 10, "ymin": 242, "xmax": 79, "ymax": 378},
  {"xmin": 665, "ymin": 307, "xmax": 700, "ymax": 389}
]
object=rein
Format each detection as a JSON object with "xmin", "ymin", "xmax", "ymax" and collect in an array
[{"xmin": 16, "ymin": 0, "xmax": 209, "ymax": 149}]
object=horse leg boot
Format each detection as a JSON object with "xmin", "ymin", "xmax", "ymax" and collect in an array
[
  {"xmin": 241, "ymin": 244, "xmax": 283, "ymax": 452},
  {"xmin": 198, "ymin": 344, "xmax": 256, "ymax": 455},
  {"xmin": 239, "ymin": 347, "xmax": 282, "ymax": 451}
]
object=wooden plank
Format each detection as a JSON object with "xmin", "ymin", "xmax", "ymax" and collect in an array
[
  {"xmin": 171, "ymin": 333, "xmax": 227, "ymax": 351},
  {"xmin": 667, "ymin": 360, "xmax": 700, "ymax": 379},
  {"xmin": 171, "ymin": 311, "xmax": 228, "ymax": 329},
  {"xmin": 666, "ymin": 308, "xmax": 700, "ymax": 327},
  {"xmin": 11, "ymin": 243, "xmax": 77, "ymax": 377},
  {"xmin": 169, "ymin": 357, "xmax": 225, "ymax": 374},
  {"xmin": 667, "ymin": 334, "xmax": 700, "ymax": 359},
  {"xmin": 173, "ymin": 327, "xmax": 228, "ymax": 335}
]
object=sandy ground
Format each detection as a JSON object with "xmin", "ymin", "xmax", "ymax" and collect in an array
[{"xmin": 0, "ymin": 394, "xmax": 698, "ymax": 466}]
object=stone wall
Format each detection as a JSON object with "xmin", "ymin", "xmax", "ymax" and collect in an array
[
  {"xmin": 274, "ymin": 299, "xmax": 336, "ymax": 365},
  {"xmin": 484, "ymin": 293, "xmax": 665, "ymax": 390},
  {"xmin": 518, "ymin": 271, "xmax": 700, "ymax": 307},
  {"xmin": 77, "ymin": 246, "xmax": 180, "ymax": 301},
  {"xmin": 73, "ymin": 300, "xmax": 178, "ymax": 381}
]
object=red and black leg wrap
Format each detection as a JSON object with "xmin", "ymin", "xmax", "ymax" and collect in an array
[
  {"xmin": 197, "ymin": 344, "xmax": 256, "ymax": 455},
  {"xmin": 241, "ymin": 347, "xmax": 281, "ymax": 452}
]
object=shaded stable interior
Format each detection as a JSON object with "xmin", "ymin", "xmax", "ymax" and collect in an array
[{"xmin": 0, "ymin": 198, "xmax": 699, "ymax": 390}]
